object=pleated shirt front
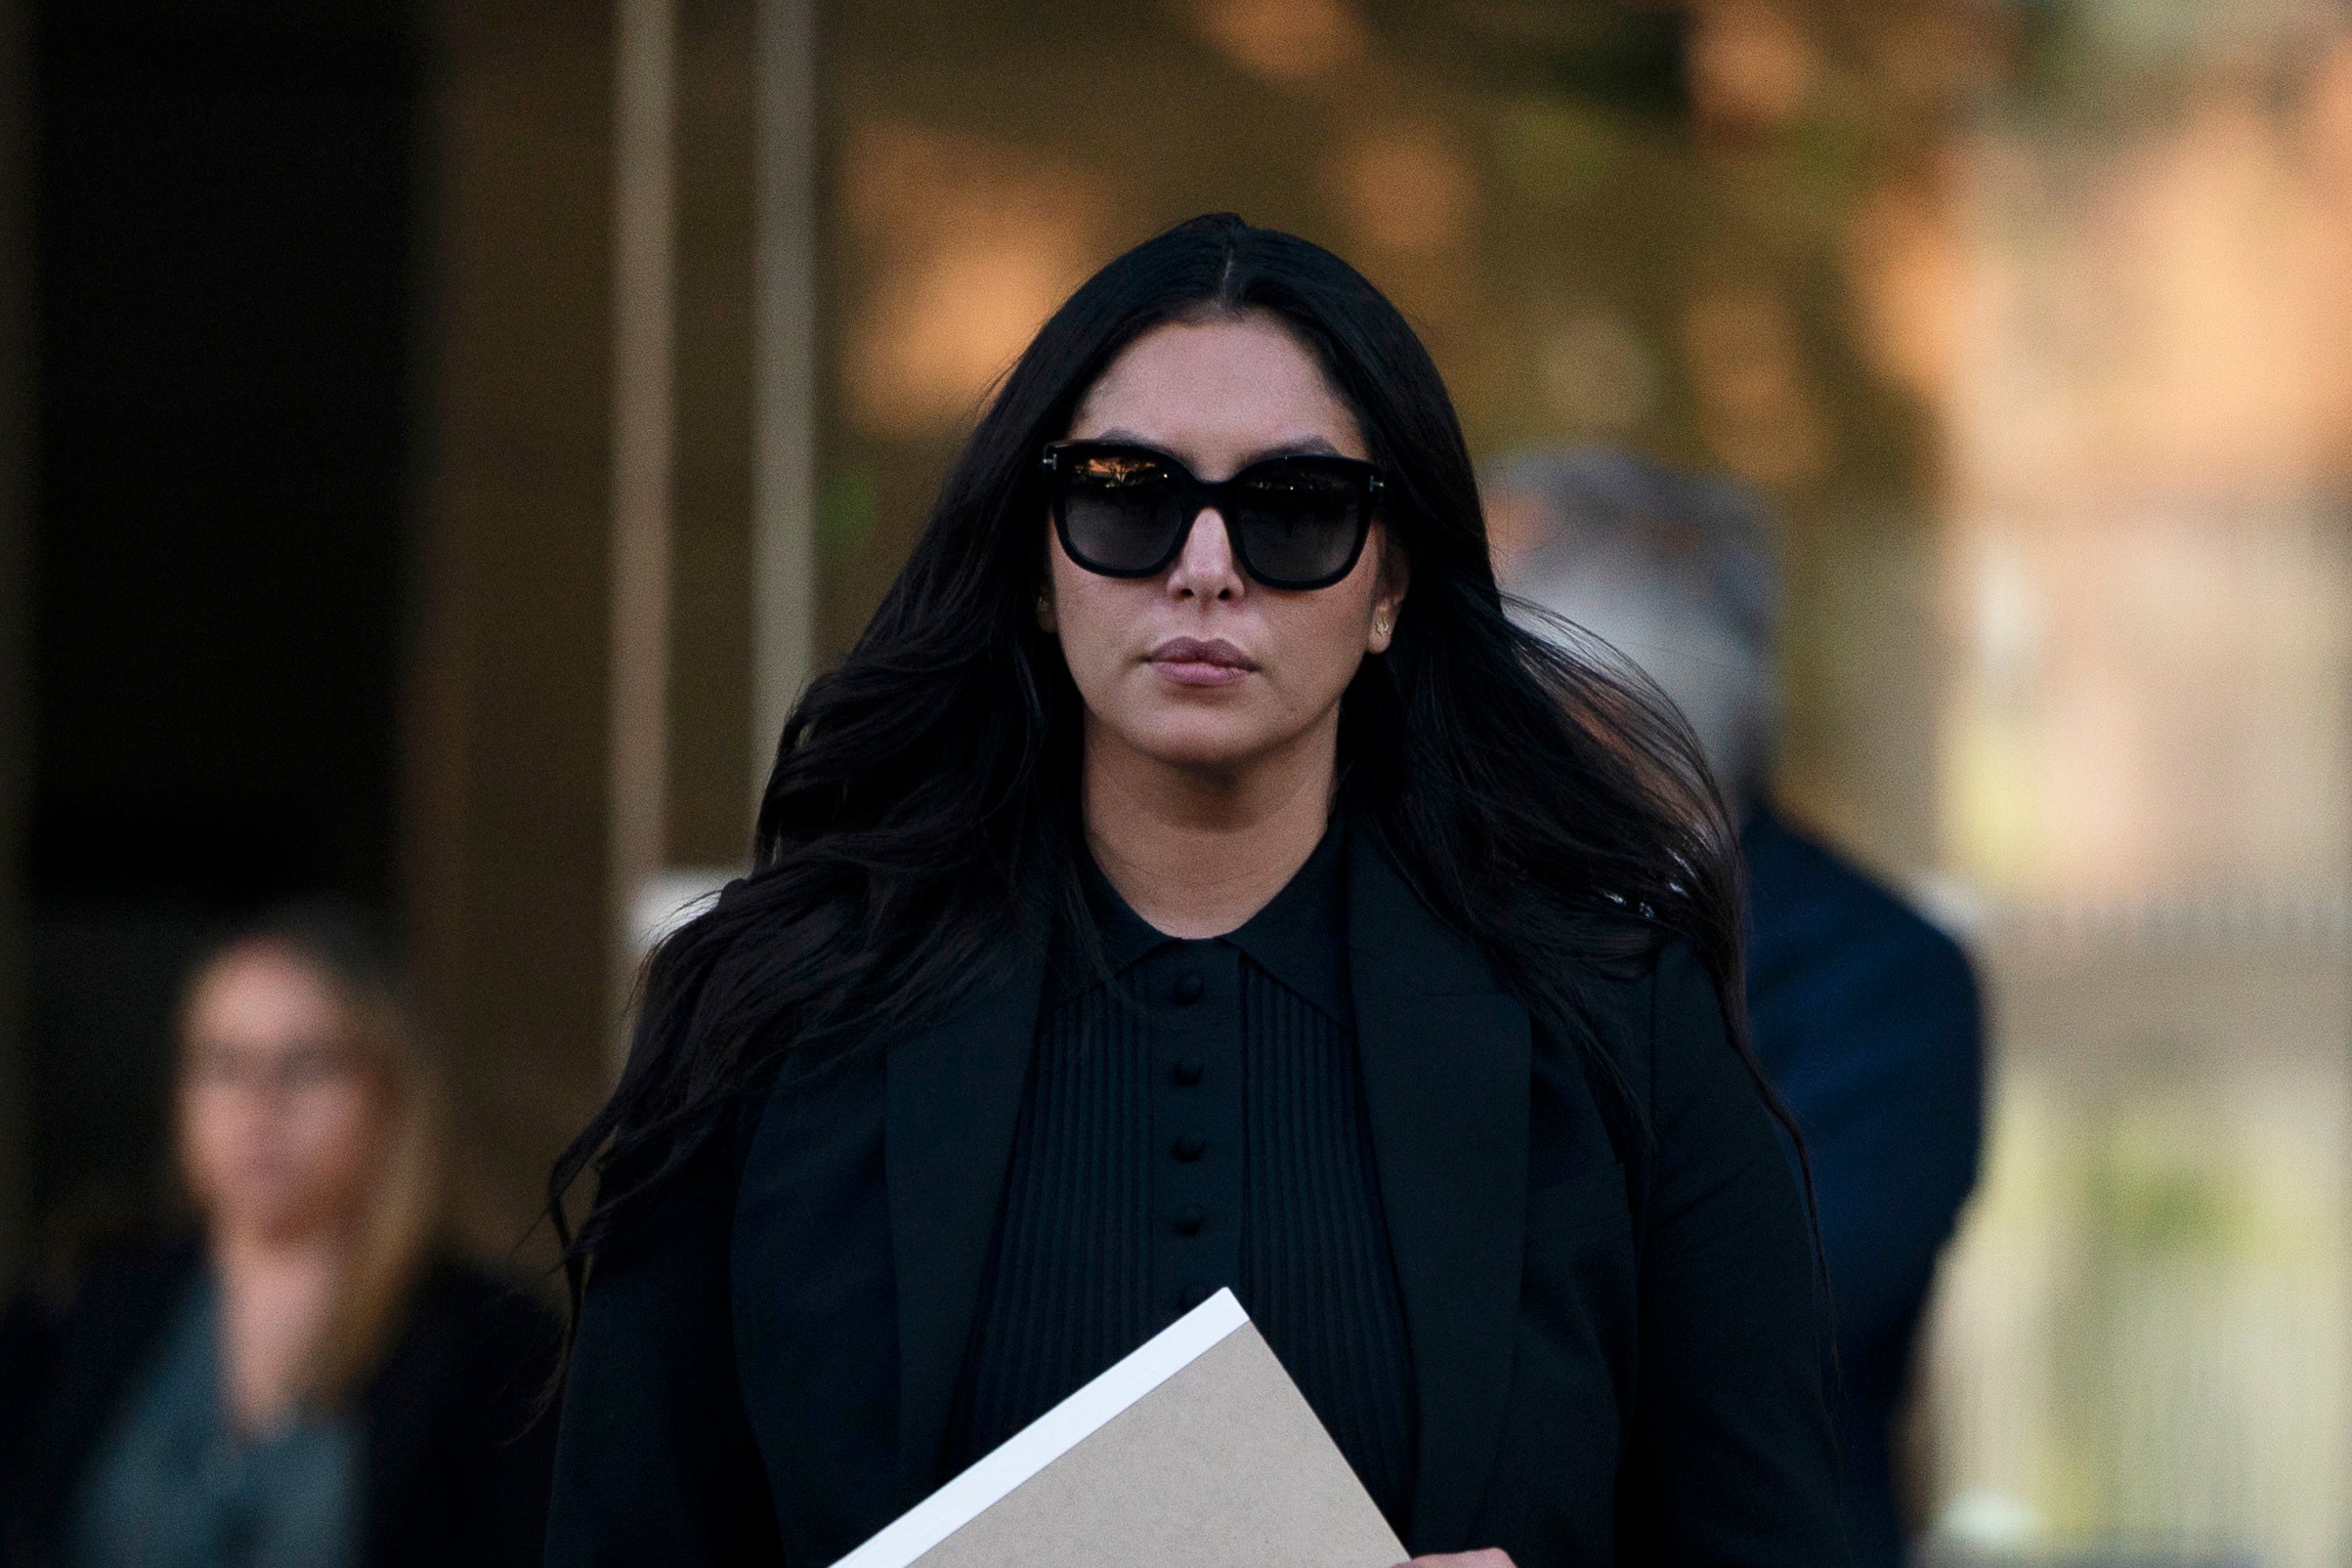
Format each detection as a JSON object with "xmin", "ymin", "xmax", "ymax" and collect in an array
[{"xmin": 941, "ymin": 817, "xmax": 1419, "ymax": 1532}]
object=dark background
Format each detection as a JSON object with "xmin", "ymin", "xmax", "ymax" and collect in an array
[{"xmin": 24, "ymin": 0, "xmax": 420, "ymax": 1250}]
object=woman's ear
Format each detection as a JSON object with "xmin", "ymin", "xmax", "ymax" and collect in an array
[{"xmin": 1367, "ymin": 537, "xmax": 1410, "ymax": 654}]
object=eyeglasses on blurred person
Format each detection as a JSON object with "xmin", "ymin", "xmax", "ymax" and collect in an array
[
  {"xmin": 0, "ymin": 903, "xmax": 560, "ymax": 1568},
  {"xmin": 1484, "ymin": 448, "xmax": 1987, "ymax": 1568},
  {"xmin": 541, "ymin": 214, "xmax": 1847, "ymax": 1568}
]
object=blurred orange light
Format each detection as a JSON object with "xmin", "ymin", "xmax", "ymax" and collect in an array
[
  {"xmin": 1329, "ymin": 124, "xmax": 1475, "ymax": 256},
  {"xmin": 1687, "ymin": 0, "xmax": 1815, "ymax": 134},
  {"xmin": 1188, "ymin": 0, "xmax": 1368, "ymax": 85},
  {"xmin": 841, "ymin": 124, "xmax": 1113, "ymax": 438}
]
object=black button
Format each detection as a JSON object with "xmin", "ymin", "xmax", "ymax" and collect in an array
[
  {"xmin": 1173, "ymin": 1132, "xmax": 1208, "ymax": 1162},
  {"xmin": 1172, "ymin": 1056, "xmax": 1206, "ymax": 1086},
  {"xmin": 1174, "ymin": 1205, "xmax": 1207, "ymax": 1236},
  {"xmin": 1178, "ymin": 1281, "xmax": 1212, "ymax": 1309},
  {"xmin": 1173, "ymin": 974, "xmax": 1205, "ymax": 1005}
]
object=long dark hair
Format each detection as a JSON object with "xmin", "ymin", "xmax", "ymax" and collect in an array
[{"xmin": 548, "ymin": 213, "xmax": 1804, "ymax": 1322}]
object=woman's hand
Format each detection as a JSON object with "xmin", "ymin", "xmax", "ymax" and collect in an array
[{"xmin": 1400, "ymin": 1553, "xmax": 1517, "ymax": 1568}]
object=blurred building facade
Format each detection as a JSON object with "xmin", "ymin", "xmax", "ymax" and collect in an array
[
  {"xmin": 3, "ymin": 2, "xmax": 2350, "ymax": 1563},
  {"xmin": 1918, "ymin": 6, "xmax": 2352, "ymax": 1562}
]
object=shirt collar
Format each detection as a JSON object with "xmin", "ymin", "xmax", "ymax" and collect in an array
[
  {"xmin": 1061, "ymin": 814, "xmax": 1352, "ymax": 1025},
  {"xmin": 1221, "ymin": 814, "xmax": 1350, "ymax": 1024}
]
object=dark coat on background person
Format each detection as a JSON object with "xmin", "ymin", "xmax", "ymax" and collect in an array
[
  {"xmin": 1742, "ymin": 804, "xmax": 1986, "ymax": 1568},
  {"xmin": 545, "ymin": 831, "xmax": 1847, "ymax": 1568},
  {"xmin": 1, "ymin": 1241, "xmax": 561, "ymax": 1568},
  {"xmin": 0, "ymin": 1291, "xmax": 46, "ymax": 1526}
]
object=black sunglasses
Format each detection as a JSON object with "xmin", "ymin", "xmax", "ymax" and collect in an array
[{"xmin": 1041, "ymin": 441, "xmax": 1385, "ymax": 591}]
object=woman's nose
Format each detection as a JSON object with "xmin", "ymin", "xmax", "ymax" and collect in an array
[{"xmin": 1166, "ymin": 510, "xmax": 1245, "ymax": 601}]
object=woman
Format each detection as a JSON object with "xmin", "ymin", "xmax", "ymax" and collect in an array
[
  {"xmin": 546, "ymin": 215, "xmax": 1843, "ymax": 1566},
  {"xmin": 8, "ymin": 906, "xmax": 559, "ymax": 1568}
]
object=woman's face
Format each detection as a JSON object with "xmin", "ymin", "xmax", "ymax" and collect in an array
[
  {"xmin": 180, "ymin": 944, "xmax": 385, "ymax": 1247},
  {"xmin": 1043, "ymin": 311, "xmax": 1407, "ymax": 778}
]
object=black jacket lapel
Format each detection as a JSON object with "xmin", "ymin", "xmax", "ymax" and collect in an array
[
  {"xmin": 1348, "ymin": 834, "xmax": 1531, "ymax": 1550},
  {"xmin": 883, "ymin": 934, "xmax": 1048, "ymax": 1510}
]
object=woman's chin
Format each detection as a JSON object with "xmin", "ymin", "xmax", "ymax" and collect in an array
[
  {"xmin": 212, "ymin": 1191, "xmax": 342, "ymax": 1247},
  {"xmin": 1111, "ymin": 713, "xmax": 1309, "ymax": 777}
]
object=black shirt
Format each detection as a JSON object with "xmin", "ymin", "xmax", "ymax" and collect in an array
[{"xmin": 942, "ymin": 817, "xmax": 1419, "ymax": 1530}]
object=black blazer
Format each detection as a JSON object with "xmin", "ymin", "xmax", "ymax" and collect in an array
[
  {"xmin": 3, "ymin": 1242, "xmax": 560, "ymax": 1568},
  {"xmin": 547, "ymin": 834, "xmax": 1845, "ymax": 1567}
]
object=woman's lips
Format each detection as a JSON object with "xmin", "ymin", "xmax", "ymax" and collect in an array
[{"xmin": 1148, "ymin": 636, "xmax": 1259, "ymax": 687}]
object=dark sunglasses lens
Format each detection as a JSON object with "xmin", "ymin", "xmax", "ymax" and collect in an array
[
  {"xmin": 1057, "ymin": 453, "xmax": 1186, "ymax": 573},
  {"xmin": 1231, "ymin": 465, "xmax": 1367, "ymax": 585}
]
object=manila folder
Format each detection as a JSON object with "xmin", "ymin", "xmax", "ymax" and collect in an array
[{"xmin": 832, "ymin": 1288, "xmax": 1407, "ymax": 1568}]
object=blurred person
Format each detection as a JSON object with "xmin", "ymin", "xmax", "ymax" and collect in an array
[
  {"xmin": 545, "ymin": 215, "xmax": 1845, "ymax": 1567},
  {"xmin": 2, "ymin": 904, "xmax": 559, "ymax": 1568},
  {"xmin": 1483, "ymin": 449, "xmax": 1986, "ymax": 1568}
]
